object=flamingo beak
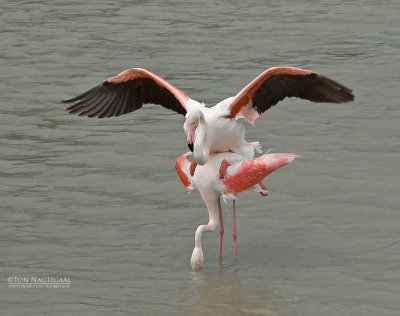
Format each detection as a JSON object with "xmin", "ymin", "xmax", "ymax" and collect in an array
[{"xmin": 186, "ymin": 124, "xmax": 196, "ymax": 152}]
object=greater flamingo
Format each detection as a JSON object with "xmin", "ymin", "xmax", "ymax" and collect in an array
[
  {"xmin": 63, "ymin": 67, "xmax": 354, "ymax": 165},
  {"xmin": 175, "ymin": 150, "xmax": 299, "ymax": 269}
]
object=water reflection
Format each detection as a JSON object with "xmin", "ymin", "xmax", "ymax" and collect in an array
[{"xmin": 189, "ymin": 265, "xmax": 275, "ymax": 316}]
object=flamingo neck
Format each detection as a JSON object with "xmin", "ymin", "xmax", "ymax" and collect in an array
[
  {"xmin": 194, "ymin": 197, "xmax": 219, "ymax": 248},
  {"xmin": 193, "ymin": 112, "xmax": 208, "ymax": 165}
]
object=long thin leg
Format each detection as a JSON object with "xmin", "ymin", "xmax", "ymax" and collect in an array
[
  {"xmin": 219, "ymin": 159, "xmax": 231, "ymax": 179},
  {"xmin": 218, "ymin": 197, "xmax": 224, "ymax": 257},
  {"xmin": 232, "ymin": 199, "xmax": 237, "ymax": 262},
  {"xmin": 258, "ymin": 181, "xmax": 268, "ymax": 196},
  {"xmin": 190, "ymin": 160, "xmax": 198, "ymax": 176}
]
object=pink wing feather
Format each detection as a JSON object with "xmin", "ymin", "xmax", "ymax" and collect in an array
[
  {"xmin": 224, "ymin": 154, "xmax": 299, "ymax": 194},
  {"xmin": 175, "ymin": 153, "xmax": 192, "ymax": 188}
]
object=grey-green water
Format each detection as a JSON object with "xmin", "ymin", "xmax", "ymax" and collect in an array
[{"xmin": 1, "ymin": 1, "xmax": 399, "ymax": 315}]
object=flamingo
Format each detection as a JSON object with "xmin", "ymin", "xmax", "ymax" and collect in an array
[
  {"xmin": 175, "ymin": 150, "xmax": 299, "ymax": 269},
  {"xmin": 63, "ymin": 67, "xmax": 354, "ymax": 165}
]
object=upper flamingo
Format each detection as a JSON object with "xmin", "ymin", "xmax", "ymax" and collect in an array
[{"xmin": 63, "ymin": 67, "xmax": 354, "ymax": 164}]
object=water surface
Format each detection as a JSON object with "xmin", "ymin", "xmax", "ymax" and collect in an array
[{"xmin": 1, "ymin": 1, "xmax": 399, "ymax": 315}]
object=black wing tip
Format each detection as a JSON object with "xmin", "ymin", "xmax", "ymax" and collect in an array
[
  {"xmin": 344, "ymin": 91, "xmax": 355, "ymax": 102},
  {"xmin": 317, "ymin": 74, "xmax": 355, "ymax": 103},
  {"xmin": 334, "ymin": 86, "xmax": 355, "ymax": 103},
  {"xmin": 67, "ymin": 110, "xmax": 103, "ymax": 118},
  {"xmin": 61, "ymin": 82, "xmax": 105, "ymax": 104},
  {"xmin": 335, "ymin": 86, "xmax": 355, "ymax": 103},
  {"xmin": 61, "ymin": 97, "xmax": 77, "ymax": 103},
  {"xmin": 325, "ymin": 89, "xmax": 355, "ymax": 104}
]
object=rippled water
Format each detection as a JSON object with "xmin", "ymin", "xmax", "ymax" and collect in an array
[{"xmin": 1, "ymin": 1, "xmax": 399, "ymax": 315}]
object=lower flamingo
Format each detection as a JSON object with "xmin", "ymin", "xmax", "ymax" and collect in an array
[{"xmin": 175, "ymin": 151, "xmax": 299, "ymax": 269}]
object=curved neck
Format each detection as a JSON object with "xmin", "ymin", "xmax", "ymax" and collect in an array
[
  {"xmin": 193, "ymin": 112, "xmax": 208, "ymax": 165},
  {"xmin": 194, "ymin": 196, "xmax": 219, "ymax": 248}
]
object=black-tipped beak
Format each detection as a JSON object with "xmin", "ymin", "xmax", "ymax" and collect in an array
[{"xmin": 188, "ymin": 143, "xmax": 194, "ymax": 152}]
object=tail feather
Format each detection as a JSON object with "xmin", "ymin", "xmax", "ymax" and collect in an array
[
  {"xmin": 224, "ymin": 153, "xmax": 299, "ymax": 193},
  {"xmin": 245, "ymin": 141, "xmax": 263, "ymax": 153}
]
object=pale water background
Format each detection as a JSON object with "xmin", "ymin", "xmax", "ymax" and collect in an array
[{"xmin": 1, "ymin": 1, "xmax": 399, "ymax": 315}]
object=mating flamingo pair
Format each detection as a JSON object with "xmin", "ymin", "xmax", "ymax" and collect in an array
[{"xmin": 63, "ymin": 66, "xmax": 353, "ymax": 268}]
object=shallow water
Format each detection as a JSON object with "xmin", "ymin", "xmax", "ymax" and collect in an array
[{"xmin": 1, "ymin": 0, "xmax": 399, "ymax": 315}]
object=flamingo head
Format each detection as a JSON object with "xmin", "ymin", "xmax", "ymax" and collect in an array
[
  {"xmin": 185, "ymin": 109, "xmax": 203, "ymax": 152},
  {"xmin": 191, "ymin": 246, "xmax": 204, "ymax": 269}
]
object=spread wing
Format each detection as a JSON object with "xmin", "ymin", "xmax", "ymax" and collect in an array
[
  {"xmin": 62, "ymin": 68, "xmax": 188, "ymax": 118},
  {"xmin": 226, "ymin": 67, "xmax": 354, "ymax": 123}
]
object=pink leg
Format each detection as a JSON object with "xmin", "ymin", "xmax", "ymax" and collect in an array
[
  {"xmin": 232, "ymin": 199, "xmax": 237, "ymax": 262},
  {"xmin": 190, "ymin": 160, "xmax": 198, "ymax": 176},
  {"xmin": 258, "ymin": 181, "xmax": 268, "ymax": 196},
  {"xmin": 219, "ymin": 159, "xmax": 231, "ymax": 179},
  {"xmin": 218, "ymin": 198, "xmax": 224, "ymax": 257}
]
